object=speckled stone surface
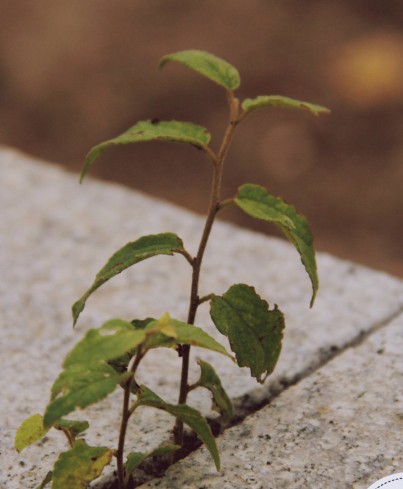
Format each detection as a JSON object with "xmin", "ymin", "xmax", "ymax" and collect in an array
[
  {"xmin": 1, "ymin": 146, "xmax": 402, "ymax": 488},
  {"xmin": 139, "ymin": 312, "xmax": 403, "ymax": 489}
]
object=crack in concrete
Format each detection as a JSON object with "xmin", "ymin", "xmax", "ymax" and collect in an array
[{"xmin": 103, "ymin": 304, "xmax": 403, "ymax": 488}]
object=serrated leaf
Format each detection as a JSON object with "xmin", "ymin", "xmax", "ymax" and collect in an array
[
  {"xmin": 210, "ymin": 284, "xmax": 284, "ymax": 383},
  {"xmin": 81, "ymin": 120, "xmax": 211, "ymax": 182},
  {"xmin": 73, "ymin": 233, "xmax": 186, "ymax": 325},
  {"xmin": 15, "ymin": 414, "xmax": 50, "ymax": 453},
  {"xmin": 137, "ymin": 386, "xmax": 220, "ymax": 470},
  {"xmin": 35, "ymin": 471, "xmax": 52, "ymax": 489},
  {"xmin": 143, "ymin": 315, "xmax": 233, "ymax": 359},
  {"xmin": 235, "ymin": 184, "xmax": 318, "ymax": 306},
  {"xmin": 196, "ymin": 359, "xmax": 233, "ymax": 422},
  {"xmin": 159, "ymin": 49, "xmax": 240, "ymax": 91},
  {"xmin": 242, "ymin": 95, "xmax": 330, "ymax": 116},
  {"xmin": 64, "ymin": 320, "xmax": 145, "ymax": 367},
  {"xmin": 54, "ymin": 419, "xmax": 89, "ymax": 440},
  {"xmin": 52, "ymin": 440, "xmax": 113, "ymax": 489},
  {"xmin": 44, "ymin": 363, "xmax": 130, "ymax": 427}
]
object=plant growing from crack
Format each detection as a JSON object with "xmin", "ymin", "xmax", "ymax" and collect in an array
[{"xmin": 15, "ymin": 50, "xmax": 329, "ymax": 489}]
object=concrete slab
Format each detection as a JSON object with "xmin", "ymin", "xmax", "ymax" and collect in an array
[
  {"xmin": 1, "ymin": 146, "xmax": 402, "ymax": 488},
  {"xmin": 138, "ymin": 312, "xmax": 403, "ymax": 489}
]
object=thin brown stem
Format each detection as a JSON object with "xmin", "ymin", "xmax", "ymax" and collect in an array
[
  {"xmin": 116, "ymin": 349, "xmax": 144, "ymax": 489},
  {"xmin": 177, "ymin": 248, "xmax": 195, "ymax": 266},
  {"xmin": 173, "ymin": 92, "xmax": 240, "ymax": 445},
  {"xmin": 217, "ymin": 197, "xmax": 235, "ymax": 211}
]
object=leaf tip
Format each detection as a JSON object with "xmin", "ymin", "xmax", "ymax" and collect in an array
[
  {"xmin": 309, "ymin": 289, "xmax": 317, "ymax": 308},
  {"xmin": 313, "ymin": 106, "xmax": 331, "ymax": 117},
  {"xmin": 72, "ymin": 299, "xmax": 85, "ymax": 327},
  {"xmin": 158, "ymin": 55, "xmax": 169, "ymax": 70}
]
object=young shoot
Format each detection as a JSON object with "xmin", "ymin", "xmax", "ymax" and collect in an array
[{"xmin": 15, "ymin": 49, "xmax": 329, "ymax": 489}]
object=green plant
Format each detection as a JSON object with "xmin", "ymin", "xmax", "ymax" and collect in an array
[{"xmin": 15, "ymin": 50, "xmax": 329, "ymax": 489}]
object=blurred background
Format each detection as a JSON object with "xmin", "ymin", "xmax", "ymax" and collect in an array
[{"xmin": 1, "ymin": 0, "xmax": 402, "ymax": 276}]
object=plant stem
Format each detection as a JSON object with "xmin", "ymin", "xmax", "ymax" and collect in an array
[
  {"xmin": 116, "ymin": 349, "xmax": 143, "ymax": 489},
  {"xmin": 174, "ymin": 92, "xmax": 240, "ymax": 445}
]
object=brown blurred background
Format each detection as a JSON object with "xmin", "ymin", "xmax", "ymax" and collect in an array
[{"xmin": 1, "ymin": 1, "xmax": 402, "ymax": 276}]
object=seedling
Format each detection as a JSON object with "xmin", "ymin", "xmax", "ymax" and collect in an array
[{"xmin": 15, "ymin": 50, "xmax": 329, "ymax": 489}]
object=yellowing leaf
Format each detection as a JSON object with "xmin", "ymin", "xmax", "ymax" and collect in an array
[
  {"xmin": 52, "ymin": 441, "xmax": 113, "ymax": 489},
  {"xmin": 15, "ymin": 414, "xmax": 50, "ymax": 453},
  {"xmin": 143, "ymin": 317, "xmax": 233, "ymax": 358},
  {"xmin": 64, "ymin": 321, "xmax": 145, "ymax": 367},
  {"xmin": 155, "ymin": 313, "xmax": 178, "ymax": 338}
]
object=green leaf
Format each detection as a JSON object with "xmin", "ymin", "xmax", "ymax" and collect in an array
[
  {"xmin": 53, "ymin": 419, "xmax": 90, "ymax": 440},
  {"xmin": 159, "ymin": 49, "xmax": 240, "ymax": 91},
  {"xmin": 52, "ymin": 440, "xmax": 113, "ymax": 489},
  {"xmin": 149, "ymin": 443, "xmax": 181, "ymax": 458},
  {"xmin": 81, "ymin": 120, "xmax": 211, "ymax": 182},
  {"xmin": 143, "ymin": 314, "xmax": 233, "ymax": 359},
  {"xmin": 131, "ymin": 317, "xmax": 156, "ymax": 330},
  {"xmin": 44, "ymin": 363, "xmax": 130, "ymax": 427},
  {"xmin": 235, "ymin": 184, "xmax": 318, "ymax": 306},
  {"xmin": 137, "ymin": 386, "xmax": 220, "ymax": 470},
  {"xmin": 125, "ymin": 444, "xmax": 180, "ymax": 476},
  {"xmin": 210, "ymin": 284, "xmax": 285, "ymax": 383},
  {"xmin": 242, "ymin": 95, "xmax": 330, "ymax": 116},
  {"xmin": 125, "ymin": 452, "xmax": 147, "ymax": 474},
  {"xmin": 196, "ymin": 359, "xmax": 233, "ymax": 422},
  {"xmin": 15, "ymin": 414, "xmax": 50, "ymax": 453},
  {"xmin": 73, "ymin": 233, "xmax": 187, "ymax": 325},
  {"xmin": 35, "ymin": 471, "xmax": 52, "ymax": 489},
  {"xmin": 64, "ymin": 320, "xmax": 146, "ymax": 367}
]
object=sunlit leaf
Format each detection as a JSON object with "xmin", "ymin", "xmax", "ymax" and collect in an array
[
  {"xmin": 235, "ymin": 184, "xmax": 318, "ymax": 306},
  {"xmin": 15, "ymin": 414, "xmax": 50, "ymax": 453},
  {"xmin": 81, "ymin": 120, "xmax": 211, "ymax": 182},
  {"xmin": 159, "ymin": 49, "xmax": 240, "ymax": 91},
  {"xmin": 44, "ymin": 363, "xmax": 130, "ymax": 427},
  {"xmin": 143, "ymin": 315, "xmax": 233, "ymax": 359},
  {"xmin": 210, "ymin": 284, "xmax": 284, "ymax": 383},
  {"xmin": 64, "ymin": 320, "xmax": 145, "ymax": 367},
  {"xmin": 153, "ymin": 312, "xmax": 178, "ymax": 338},
  {"xmin": 52, "ymin": 440, "xmax": 113, "ymax": 489},
  {"xmin": 242, "ymin": 95, "xmax": 330, "ymax": 116},
  {"xmin": 196, "ymin": 359, "xmax": 233, "ymax": 422},
  {"xmin": 137, "ymin": 385, "xmax": 220, "ymax": 470},
  {"xmin": 73, "ymin": 233, "xmax": 186, "ymax": 325}
]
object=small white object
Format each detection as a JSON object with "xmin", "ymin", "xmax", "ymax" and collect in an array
[{"xmin": 367, "ymin": 473, "xmax": 403, "ymax": 489}]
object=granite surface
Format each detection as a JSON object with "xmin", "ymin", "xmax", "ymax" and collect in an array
[
  {"xmin": 138, "ymin": 313, "xmax": 403, "ymax": 489},
  {"xmin": 1, "ymin": 146, "xmax": 402, "ymax": 488}
]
